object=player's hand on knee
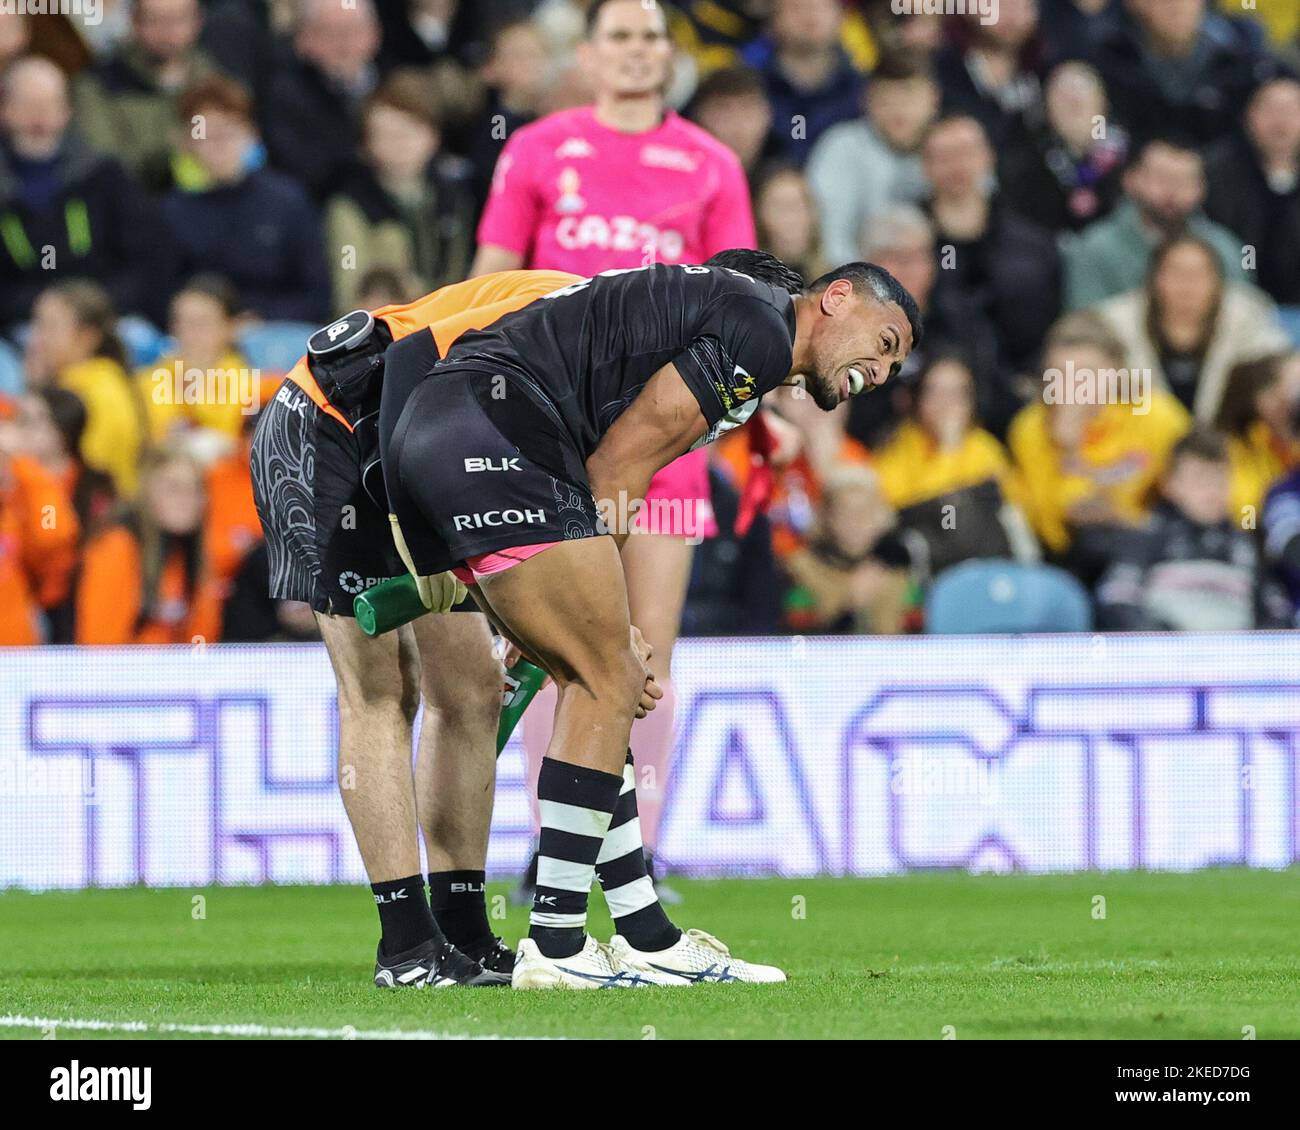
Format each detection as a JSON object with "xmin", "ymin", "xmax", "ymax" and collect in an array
[
  {"xmin": 413, "ymin": 570, "xmax": 467, "ymax": 614},
  {"xmin": 635, "ymin": 673, "xmax": 663, "ymax": 719},
  {"xmin": 630, "ymin": 625, "xmax": 653, "ymax": 668}
]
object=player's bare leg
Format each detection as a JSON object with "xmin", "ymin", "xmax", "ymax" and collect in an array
[
  {"xmin": 472, "ymin": 538, "xmax": 685, "ymax": 986},
  {"xmin": 516, "ymin": 531, "xmax": 691, "ymax": 901},
  {"xmin": 317, "ymin": 612, "xmax": 505, "ymax": 987},
  {"xmin": 317, "ymin": 613, "xmax": 422, "ymax": 883},
  {"xmin": 410, "ymin": 610, "xmax": 514, "ymax": 970}
]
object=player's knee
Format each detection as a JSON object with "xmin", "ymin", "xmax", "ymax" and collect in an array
[
  {"xmin": 335, "ymin": 665, "xmax": 414, "ymax": 726},
  {"xmin": 422, "ymin": 645, "xmax": 504, "ymax": 723}
]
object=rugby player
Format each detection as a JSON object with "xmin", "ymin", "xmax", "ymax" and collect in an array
[
  {"xmin": 472, "ymin": 0, "xmax": 760, "ymax": 899},
  {"xmin": 378, "ymin": 250, "xmax": 921, "ymax": 987},
  {"xmin": 250, "ymin": 269, "xmax": 577, "ymax": 989}
]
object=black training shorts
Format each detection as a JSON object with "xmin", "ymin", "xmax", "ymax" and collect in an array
[
  {"xmin": 250, "ymin": 378, "xmax": 406, "ymax": 615},
  {"xmin": 382, "ymin": 364, "xmax": 604, "ymax": 576}
]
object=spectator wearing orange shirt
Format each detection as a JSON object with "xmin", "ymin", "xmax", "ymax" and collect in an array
[
  {"xmin": 715, "ymin": 385, "xmax": 871, "ymax": 561},
  {"xmin": 75, "ymin": 445, "xmax": 222, "ymax": 645},
  {"xmin": 0, "ymin": 399, "xmax": 80, "ymax": 644}
]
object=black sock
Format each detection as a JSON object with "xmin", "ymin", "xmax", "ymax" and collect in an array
[
  {"xmin": 428, "ymin": 869, "xmax": 490, "ymax": 947},
  {"xmin": 596, "ymin": 750, "xmax": 681, "ymax": 952},
  {"xmin": 530, "ymin": 757, "xmax": 623, "ymax": 959},
  {"xmin": 371, "ymin": 875, "xmax": 440, "ymax": 957}
]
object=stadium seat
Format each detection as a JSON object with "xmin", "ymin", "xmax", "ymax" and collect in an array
[
  {"xmin": 0, "ymin": 338, "xmax": 22, "ymax": 399},
  {"xmin": 925, "ymin": 560, "xmax": 1093, "ymax": 634},
  {"xmin": 118, "ymin": 316, "xmax": 174, "ymax": 369},
  {"xmin": 239, "ymin": 322, "xmax": 317, "ymax": 374},
  {"xmin": 1278, "ymin": 306, "xmax": 1300, "ymax": 349}
]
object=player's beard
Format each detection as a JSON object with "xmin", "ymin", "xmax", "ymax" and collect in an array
[{"xmin": 801, "ymin": 369, "xmax": 843, "ymax": 412}]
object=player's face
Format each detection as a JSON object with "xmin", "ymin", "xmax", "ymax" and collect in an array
[
  {"xmin": 799, "ymin": 284, "xmax": 912, "ymax": 411},
  {"xmin": 584, "ymin": 0, "xmax": 673, "ymax": 98}
]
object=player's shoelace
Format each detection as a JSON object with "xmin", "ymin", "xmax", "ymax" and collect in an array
[
  {"xmin": 657, "ymin": 929, "xmax": 748, "ymax": 980},
  {"xmin": 556, "ymin": 940, "xmax": 652, "ymax": 987}
]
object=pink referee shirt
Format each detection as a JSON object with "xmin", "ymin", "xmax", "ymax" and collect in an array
[{"xmin": 478, "ymin": 106, "xmax": 757, "ymax": 272}]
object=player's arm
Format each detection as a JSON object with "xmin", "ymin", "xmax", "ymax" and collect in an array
[
  {"xmin": 585, "ymin": 362, "xmax": 709, "ymax": 551},
  {"xmin": 469, "ymin": 244, "xmax": 525, "ymax": 278}
]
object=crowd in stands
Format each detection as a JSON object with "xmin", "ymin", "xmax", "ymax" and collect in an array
[{"xmin": 1, "ymin": 0, "xmax": 1299, "ymax": 644}]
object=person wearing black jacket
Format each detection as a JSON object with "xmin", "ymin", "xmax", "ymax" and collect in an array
[
  {"xmin": 1095, "ymin": 428, "xmax": 1290, "ymax": 630},
  {"xmin": 259, "ymin": 0, "xmax": 382, "ymax": 201},
  {"xmin": 1087, "ymin": 0, "xmax": 1275, "ymax": 147},
  {"xmin": 1203, "ymin": 75, "xmax": 1300, "ymax": 309},
  {"xmin": 0, "ymin": 56, "xmax": 162, "ymax": 331}
]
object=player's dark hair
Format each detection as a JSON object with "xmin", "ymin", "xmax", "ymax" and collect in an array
[
  {"xmin": 808, "ymin": 262, "xmax": 925, "ymax": 354},
  {"xmin": 705, "ymin": 249, "xmax": 805, "ymax": 295}
]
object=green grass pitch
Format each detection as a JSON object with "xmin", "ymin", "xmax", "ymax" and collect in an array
[{"xmin": 1, "ymin": 870, "xmax": 1296, "ymax": 1040}]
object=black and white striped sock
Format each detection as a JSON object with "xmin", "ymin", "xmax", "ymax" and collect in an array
[
  {"xmin": 530, "ymin": 757, "xmax": 624, "ymax": 959},
  {"xmin": 596, "ymin": 751, "xmax": 682, "ymax": 953}
]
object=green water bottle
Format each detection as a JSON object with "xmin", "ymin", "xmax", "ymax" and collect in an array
[
  {"xmin": 497, "ymin": 659, "xmax": 547, "ymax": 755},
  {"xmin": 354, "ymin": 574, "xmax": 429, "ymax": 637}
]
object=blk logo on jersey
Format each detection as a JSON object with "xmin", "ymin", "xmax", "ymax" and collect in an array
[
  {"xmin": 464, "ymin": 457, "xmax": 521, "ymax": 473},
  {"xmin": 452, "ymin": 509, "xmax": 546, "ymax": 532}
]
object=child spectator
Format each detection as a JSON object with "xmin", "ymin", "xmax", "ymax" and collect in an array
[
  {"xmin": 23, "ymin": 281, "xmax": 145, "ymax": 498},
  {"xmin": 14, "ymin": 387, "xmax": 116, "ymax": 536},
  {"xmin": 873, "ymin": 354, "xmax": 1037, "ymax": 581},
  {"xmin": 1213, "ymin": 353, "xmax": 1300, "ymax": 518},
  {"xmin": 324, "ymin": 72, "xmax": 476, "ymax": 312},
  {"xmin": 75, "ymin": 444, "xmax": 222, "ymax": 644},
  {"xmin": 1095, "ymin": 234, "xmax": 1290, "ymax": 420},
  {"xmin": 1095, "ymin": 428, "xmax": 1290, "ymax": 630},
  {"xmin": 753, "ymin": 164, "xmax": 830, "ymax": 284},
  {"xmin": 162, "ymin": 75, "xmax": 330, "ymax": 324},
  {"xmin": 0, "ymin": 398, "xmax": 80, "ymax": 644},
  {"xmin": 783, "ymin": 465, "xmax": 913, "ymax": 635},
  {"xmin": 1007, "ymin": 310, "xmax": 1190, "ymax": 578},
  {"xmin": 138, "ymin": 274, "xmax": 251, "ymax": 445}
]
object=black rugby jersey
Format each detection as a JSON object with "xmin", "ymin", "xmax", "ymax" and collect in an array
[{"xmin": 436, "ymin": 263, "xmax": 797, "ymax": 459}]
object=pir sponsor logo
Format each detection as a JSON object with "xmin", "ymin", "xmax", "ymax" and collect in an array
[
  {"xmin": 452, "ymin": 509, "xmax": 546, "ymax": 532},
  {"xmin": 338, "ymin": 572, "xmax": 386, "ymax": 595},
  {"xmin": 50, "ymin": 1061, "xmax": 151, "ymax": 1111}
]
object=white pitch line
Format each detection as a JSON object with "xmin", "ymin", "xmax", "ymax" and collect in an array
[{"xmin": 0, "ymin": 1014, "xmax": 557, "ymax": 1041}]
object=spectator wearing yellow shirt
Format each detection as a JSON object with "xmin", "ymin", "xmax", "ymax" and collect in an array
[
  {"xmin": 873, "ymin": 353, "xmax": 1037, "ymax": 579},
  {"xmin": 1213, "ymin": 352, "xmax": 1300, "ymax": 520},
  {"xmin": 23, "ymin": 281, "xmax": 145, "ymax": 498},
  {"xmin": 137, "ymin": 275, "xmax": 251, "ymax": 445},
  {"xmin": 1008, "ymin": 311, "xmax": 1191, "ymax": 576}
]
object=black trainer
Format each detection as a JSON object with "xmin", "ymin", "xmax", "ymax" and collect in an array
[
  {"xmin": 459, "ymin": 934, "xmax": 516, "ymax": 976},
  {"xmin": 373, "ymin": 937, "xmax": 510, "ymax": 988}
]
